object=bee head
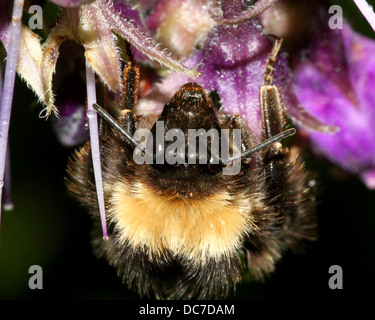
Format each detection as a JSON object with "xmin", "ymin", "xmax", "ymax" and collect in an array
[
  {"xmin": 157, "ymin": 82, "xmax": 219, "ymax": 130},
  {"xmin": 145, "ymin": 83, "xmax": 227, "ymax": 197},
  {"xmin": 92, "ymin": 82, "xmax": 295, "ymax": 198}
]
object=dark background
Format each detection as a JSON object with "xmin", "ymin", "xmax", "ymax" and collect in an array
[{"xmin": 0, "ymin": 0, "xmax": 374, "ymax": 300}]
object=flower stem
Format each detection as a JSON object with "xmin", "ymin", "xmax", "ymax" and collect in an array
[
  {"xmin": 85, "ymin": 60, "xmax": 108, "ymax": 240},
  {"xmin": 353, "ymin": 0, "xmax": 375, "ymax": 32},
  {"xmin": 4, "ymin": 142, "xmax": 13, "ymax": 211},
  {"xmin": 0, "ymin": 0, "xmax": 24, "ymax": 233},
  {"xmin": 0, "ymin": 65, "xmax": 13, "ymax": 212}
]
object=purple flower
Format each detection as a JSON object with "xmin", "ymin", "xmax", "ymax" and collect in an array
[
  {"xmin": 37, "ymin": 0, "xmax": 200, "ymax": 117},
  {"xmin": 136, "ymin": 0, "xmax": 334, "ymax": 144},
  {"xmin": 1, "ymin": 0, "xmax": 200, "ymax": 118},
  {"xmin": 0, "ymin": 0, "xmax": 200, "ymax": 236},
  {"xmin": 50, "ymin": 42, "xmax": 89, "ymax": 147},
  {"xmin": 294, "ymin": 23, "xmax": 375, "ymax": 189},
  {"xmin": 259, "ymin": 0, "xmax": 375, "ymax": 189},
  {"xmin": 1, "ymin": 0, "xmax": 374, "ymax": 240},
  {"xmin": 0, "ymin": 1, "xmax": 44, "ymax": 107},
  {"xmin": 144, "ymin": 0, "xmax": 215, "ymax": 59}
]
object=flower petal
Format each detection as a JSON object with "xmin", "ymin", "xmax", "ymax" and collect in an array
[
  {"xmin": 274, "ymin": 55, "xmax": 339, "ymax": 133},
  {"xmin": 79, "ymin": 5, "xmax": 121, "ymax": 93},
  {"xmin": 40, "ymin": 11, "xmax": 72, "ymax": 117},
  {"xmin": 294, "ymin": 24, "xmax": 375, "ymax": 185},
  {"xmin": 0, "ymin": 3, "xmax": 45, "ymax": 106},
  {"xmin": 1, "ymin": 25, "xmax": 45, "ymax": 105},
  {"xmin": 51, "ymin": 98, "xmax": 88, "ymax": 147},
  {"xmin": 99, "ymin": 0, "xmax": 201, "ymax": 77},
  {"xmin": 16, "ymin": 27, "xmax": 44, "ymax": 103},
  {"xmin": 51, "ymin": 42, "xmax": 89, "ymax": 147},
  {"xmin": 146, "ymin": 0, "xmax": 215, "ymax": 58},
  {"xmin": 138, "ymin": 19, "xmax": 272, "ymax": 144},
  {"xmin": 137, "ymin": 16, "xmax": 332, "ymax": 142}
]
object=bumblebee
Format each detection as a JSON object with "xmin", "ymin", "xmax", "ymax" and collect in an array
[{"xmin": 67, "ymin": 38, "xmax": 316, "ymax": 299}]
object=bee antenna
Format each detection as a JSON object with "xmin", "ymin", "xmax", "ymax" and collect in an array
[
  {"xmin": 223, "ymin": 128, "xmax": 296, "ymax": 165},
  {"xmin": 92, "ymin": 103, "xmax": 147, "ymax": 155}
]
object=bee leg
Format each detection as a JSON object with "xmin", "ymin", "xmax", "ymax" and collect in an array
[
  {"xmin": 260, "ymin": 37, "xmax": 288, "ymax": 212},
  {"xmin": 98, "ymin": 61, "xmax": 139, "ymax": 138},
  {"xmin": 120, "ymin": 61, "xmax": 140, "ymax": 112},
  {"xmin": 115, "ymin": 60, "xmax": 140, "ymax": 137},
  {"xmin": 259, "ymin": 37, "xmax": 288, "ymax": 192},
  {"xmin": 97, "ymin": 61, "xmax": 139, "ymax": 140},
  {"xmin": 118, "ymin": 109, "xmax": 136, "ymax": 137},
  {"xmin": 246, "ymin": 38, "xmax": 316, "ymax": 279},
  {"xmin": 260, "ymin": 38, "xmax": 316, "ymax": 236},
  {"xmin": 262, "ymin": 38, "xmax": 316, "ymax": 247},
  {"xmin": 261, "ymin": 36, "xmax": 284, "ymax": 139}
]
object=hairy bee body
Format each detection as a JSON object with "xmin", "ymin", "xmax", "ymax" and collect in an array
[
  {"xmin": 67, "ymin": 39, "xmax": 316, "ymax": 299},
  {"xmin": 67, "ymin": 83, "xmax": 316, "ymax": 300}
]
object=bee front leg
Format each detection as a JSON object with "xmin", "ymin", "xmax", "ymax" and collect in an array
[
  {"xmin": 260, "ymin": 38, "xmax": 289, "ymax": 212},
  {"xmin": 261, "ymin": 37, "xmax": 285, "ymax": 140},
  {"xmin": 261, "ymin": 38, "xmax": 317, "ymax": 250},
  {"xmin": 245, "ymin": 38, "xmax": 316, "ymax": 279},
  {"xmin": 104, "ymin": 60, "xmax": 140, "ymax": 138},
  {"xmin": 120, "ymin": 61, "xmax": 140, "ymax": 112}
]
